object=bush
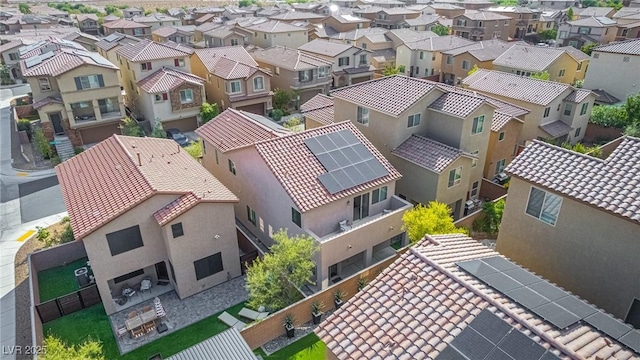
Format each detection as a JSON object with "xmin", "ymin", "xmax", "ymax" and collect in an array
[
  {"xmin": 589, "ymin": 105, "xmax": 628, "ymax": 128},
  {"xmin": 74, "ymin": 147, "xmax": 85, "ymax": 155},
  {"xmin": 472, "ymin": 199, "xmax": 505, "ymax": 236},
  {"xmin": 33, "ymin": 127, "xmax": 52, "ymax": 159},
  {"xmin": 270, "ymin": 109, "xmax": 284, "ymax": 121},
  {"xmin": 17, "ymin": 119, "xmax": 32, "ymax": 138},
  {"xmin": 42, "ymin": 335, "xmax": 103, "ymax": 360}
]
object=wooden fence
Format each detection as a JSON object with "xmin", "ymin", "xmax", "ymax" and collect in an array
[{"xmin": 35, "ymin": 284, "xmax": 101, "ymax": 323}]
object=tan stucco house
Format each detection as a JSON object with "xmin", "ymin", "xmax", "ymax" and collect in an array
[
  {"xmin": 298, "ymin": 39, "xmax": 374, "ymax": 88},
  {"xmin": 440, "ymin": 38, "xmax": 515, "ymax": 85},
  {"xmin": 583, "ymin": 39, "xmax": 640, "ymax": 102}
]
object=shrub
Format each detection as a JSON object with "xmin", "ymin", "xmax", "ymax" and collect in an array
[
  {"xmin": 270, "ymin": 109, "xmax": 284, "ymax": 121},
  {"xmin": 33, "ymin": 127, "xmax": 52, "ymax": 159},
  {"xmin": 472, "ymin": 199, "xmax": 505, "ymax": 236},
  {"xmin": 17, "ymin": 119, "xmax": 32, "ymax": 137},
  {"xmin": 74, "ymin": 147, "xmax": 84, "ymax": 155},
  {"xmin": 589, "ymin": 105, "xmax": 628, "ymax": 128},
  {"xmin": 42, "ymin": 335, "xmax": 104, "ymax": 360}
]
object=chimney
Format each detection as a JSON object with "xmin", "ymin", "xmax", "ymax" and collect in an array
[{"xmin": 136, "ymin": 152, "xmax": 141, "ymax": 166}]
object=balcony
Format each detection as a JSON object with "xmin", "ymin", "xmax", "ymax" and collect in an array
[{"xmin": 71, "ymin": 98, "xmax": 123, "ymax": 124}]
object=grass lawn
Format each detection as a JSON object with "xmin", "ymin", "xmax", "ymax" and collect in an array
[
  {"xmin": 37, "ymin": 257, "xmax": 88, "ymax": 302},
  {"xmin": 256, "ymin": 333, "xmax": 325, "ymax": 360},
  {"xmin": 44, "ymin": 302, "xmax": 247, "ymax": 359}
]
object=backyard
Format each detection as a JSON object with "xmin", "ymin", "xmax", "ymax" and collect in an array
[
  {"xmin": 37, "ymin": 257, "xmax": 89, "ymax": 302},
  {"xmin": 256, "ymin": 333, "xmax": 325, "ymax": 360}
]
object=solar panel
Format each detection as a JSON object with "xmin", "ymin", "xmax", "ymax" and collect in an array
[
  {"xmin": 479, "ymin": 272, "xmax": 523, "ymax": 293},
  {"xmin": 24, "ymin": 51, "xmax": 55, "ymax": 68},
  {"xmin": 503, "ymin": 268, "xmax": 543, "ymax": 286},
  {"xmin": 498, "ymin": 328, "xmax": 547, "ymax": 360},
  {"xmin": 467, "ymin": 310, "xmax": 512, "ymax": 344},
  {"xmin": 584, "ymin": 312, "xmax": 633, "ymax": 339},
  {"xmin": 505, "ymin": 287, "xmax": 550, "ymax": 310},
  {"xmin": 554, "ymin": 296, "xmax": 598, "ymax": 319},
  {"xmin": 457, "ymin": 259, "xmax": 499, "ymax": 277},
  {"xmin": 434, "ymin": 346, "xmax": 467, "ymax": 360},
  {"xmin": 317, "ymin": 173, "xmax": 342, "ymax": 194},
  {"xmin": 486, "ymin": 348, "xmax": 516, "ymax": 360},
  {"xmin": 528, "ymin": 281, "xmax": 568, "ymax": 302},
  {"xmin": 539, "ymin": 351, "xmax": 562, "ymax": 360},
  {"xmin": 482, "ymin": 256, "xmax": 519, "ymax": 271},
  {"xmin": 531, "ymin": 302, "xmax": 581, "ymax": 329},
  {"xmin": 104, "ymin": 33, "xmax": 121, "ymax": 42},
  {"xmin": 450, "ymin": 326, "xmax": 495, "ymax": 359},
  {"xmin": 619, "ymin": 330, "xmax": 640, "ymax": 353}
]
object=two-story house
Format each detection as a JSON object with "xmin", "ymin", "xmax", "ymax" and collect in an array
[
  {"xmin": 497, "ymin": 137, "xmax": 640, "ymax": 323},
  {"xmin": 196, "ymin": 110, "xmax": 412, "ymax": 289},
  {"xmin": 298, "ymin": 39, "xmax": 374, "ymax": 88},
  {"xmin": 353, "ymin": 7, "xmax": 421, "ymax": 29},
  {"xmin": 21, "ymin": 44, "xmax": 126, "ymax": 147},
  {"xmin": 0, "ymin": 39, "xmax": 25, "ymax": 82},
  {"xmin": 96, "ymin": 32, "xmax": 142, "ymax": 85},
  {"xmin": 238, "ymin": 19, "xmax": 308, "ymax": 48},
  {"xmin": 117, "ymin": 39, "xmax": 203, "ymax": 130},
  {"xmin": 123, "ymin": 7, "xmax": 144, "ymax": 19},
  {"xmin": 269, "ymin": 11, "xmax": 327, "ymax": 24},
  {"xmin": 202, "ymin": 25, "xmax": 253, "ymax": 48},
  {"xmin": 251, "ymin": 46, "xmax": 333, "ymax": 105},
  {"xmin": 400, "ymin": 14, "xmax": 443, "ymax": 31},
  {"xmin": 191, "ymin": 46, "xmax": 273, "ymax": 115},
  {"xmin": 452, "ymin": 10, "xmax": 512, "ymax": 41},
  {"xmin": 63, "ymin": 31, "xmax": 100, "ymax": 52},
  {"xmin": 463, "ymin": 69, "xmax": 596, "ymax": 146},
  {"xmin": 322, "ymin": 14, "xmax": 372, "ymax": 34},
  {"xmin": 132, "ymin": 13, "xmax": 182, "ymax": 32},
  {"xmin": 56, "ymin": 135, "xmax": 240, "ymax": 315},
  {"xmin": 583, "ymin": 39, "xmax": 640, "ymax": 102},
  {"xmin": 440, "ymin": 38, "xmax": 516, "ymax": 85},
  {"xmin": 76, "ymin": 14, "xmax": 99, "ymax": 35},
  {"xmin": 151, "ymin": 26, "xmax": 195, "ymax": 45},
  {"xmin": 484, "ymin": 6, "xmax": 542, "ymax": 40},
  {"xmin": 102, "ymin": 19, "xmax": 152, "ymax": 39},
  {"xmin": 395, "ymin": 35, "xmax": 475, "ymax": 80},
  {"xmin": 492, "ymin": 44, "xmax": 590, "ymax": 84},
  {"xmin": 556, "ymin": 16, "xmax": 618, "ymax": 48},
  {"xmin": 0, "ymin": 15, "xmax": 51, "ymax": 35}
]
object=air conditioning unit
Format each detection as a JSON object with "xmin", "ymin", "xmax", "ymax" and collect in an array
[{"xmin": 339, "ymin": 220, "xmax": 349, "ymax": 232}]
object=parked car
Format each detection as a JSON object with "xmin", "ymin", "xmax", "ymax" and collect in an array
[{"xmin": 166, "ymin": 128, "xmax": 191, "ymax": 147}]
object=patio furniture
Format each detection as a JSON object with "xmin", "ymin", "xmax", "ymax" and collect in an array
[
  {"xmin": 128, "ymin": 310, "xmax": 138, "ymax": 319},
  {"xmin": 115, "ymin": 325, "xmax": 127, "ymax": 338},
  {"xmin": 142, "ymin": 305, "xmax": 152, "ymax": 313},
  {"xmin": 140, "ymin": 278, "xmax": 152, "ymax": 293},
  {"xmin": 218, "ymin": 311, "xmax": 246, "ymax": 330},
  {"xmin": 154, "ymin": 298, "xmax": 166, "ymax": 318},
  {"xmin": 131, "ymin": 327, "xmax": 145, "ymax": 338},
  {"xmin": 143, "ymin": 321, "xmax": 156, "ymax": 333},
  {"xmin": 156, "ymin": 322, "xmax": 168, "ymax": 334},
  {"xmin": 122, "ymin": 286, "xmax": 136, "ymax": 298},
  {"xmin": 238, "ymin": 307, "xmax": 269, "ymax": 321}
]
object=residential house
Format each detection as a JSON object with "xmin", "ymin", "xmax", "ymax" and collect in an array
[
  {"xmin": 573, "ymin": 6, "xmax": 617, "ymax": 20},
  {"xmin": 123, "ymin": 7, "xmax": 144, "ymax": 19},
  {"xmin": 193, "ymin": 22, "xmax": 222, "ymax": 45},
  {"xmin": 616, "ymin": 21, "xmax": 640, "ymax": 41},
  {"xmin": 95, "ymin": 32, "xmax": 142, "ymax": 79},
  {"xmin": 117, "ymin": 39, "xmax": 201, "ymax": 130},
  {"xmin": 399, "ymin": 14, "xmax": 442, "ymax": 31},
  {"xmin": 322, "ymin": 14, "xmax": 372, "ymax": 33},
  {"xmin": 102, "ymin": 19, "xmax": 151, "ymax": 38},
  {"xmin": 194, "ymin": 13, "xmax": 219, "ymax": 26},
  {"xmin": 298, "ymin": 39, "xmax": 374, "ymax": 88},
  {"xmin": 251, "ymin": 46, "xmax": 333, "ymax": 105},
  {"xmin": 440, "ymin": 38, "xmax": 516, "ymax": 85},
  {"xmin": 0, "ymin": 39, "xmax": 25, "ymax": 81},
  {"xmin": 269, "ymin": 11, "xmax": 327, "ymax": 24},
  {"xmin": 424, "ymin": 3, "xmax": 465, "ymax": 19},
  {"xmin": 353, "ymin": 7, "xmax": 421, "ymax": 29},
  {"xmin": 62, "ymin": 31, "xmax": 100, "ymax": 52},
  {"xmin": 492, "ymin": 44, "xmax": 590, "ymax": 84},
  {"xmin": 238, "ymin": 19, "xmax": 308, "ymax": 48},
  {"xmin": 396, "ymin": 35, "xmax": 475, "ymax": 80},
  {"xmin": 484, "ymin": 6, "xmax": 542, "ymax": 40},
  {"xmin": 384, "ymin": 28, "xmax": 438, "ymax": 48},
  {"xmin": 76, "ymin": 14, "xmax": 99, "ymax": 35},
  {"xmin": 300, "ymin": 93, "xmax": 335, "ymax": 129},
  {"xmin": 316, "ymin": 233, "xmax": 640, "ymax": 359},
  {"xmin": 56, "ymin": 135, "xmax": 240, "ymax": 316},
  {"xmin": 197, "ymin": 112, "xmax": 412, "ymax": 289},
  {"xmin": 452, "ymin": 10, "xmax": 512, "ymax": 41},
  {"xmin": 463, "ymin": 69, "xmax": 596, "ymax": 145},
  {"xmin": 20, "ymin": 44, "xmax": 126, "ymax": 147},
  {"xmin": 152, "ymin": 26, "xmax": 195, "ymax": 45},
  {"xmin": 0, "ymin": 15, "xmax": 51, "ymax": 35},
  {"xmin": 534, "ymin": 0, "xmax": 579, "ymax": 9},
  {"xmin": 328, "ymin": 28, "xmax": 395, "ymax": 70},
  {"xmin": 222, "ymin": 7, "xmax": 252, "ymax": 20},
  {"xmin": 355, "ymin": 0, "xmax": 407, "ymax": 8},
  {"xmin": 556, "ymin": 17, "xmax": 618, "ymax": 48},
  {"xmin": 131, "ymin": 14, "xmax": 182, "ymax": 32},
  {"xmin": 498, "ymin": 137, "xmax": 640, "ymax": 322},
  {"xmin": 191, "ymin": 46, "xmax": 273, "ymax": 115},
  {"xmin": 202, "ymin": 25, "xmax": 252, "ymax": 48},
  {"xmin": 613, "ymin": 7, "xmax": 640, "ymax": 25},
  {"xmin": 583, "ymin": 39, "xmax": 640, "ymax": 101},
  {"xmin": 432, "ymin": 0, "xmax": 495, "ymax": 10}
]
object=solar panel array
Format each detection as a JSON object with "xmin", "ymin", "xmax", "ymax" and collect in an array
[
  {"xmin": 435, "ymin": 309, "xmax": 561, "ymax": 360},
  {"xmin": 76, "ymin": 50, "xmax": 114, "ymax": 67},
  {"xmin": 104, "ymin": 33, "xmax": 122, "ymax": 42},
  {"xmin": 24, "ymin": 51, "xmax": 55, "ymax": 69},
  {"xmin": 457, "ymin": 256, "xmax": 640, "ymax": 353},
  {"xmin": 304, "ymin": 130, "xmax": 388, "ymax": 194}
]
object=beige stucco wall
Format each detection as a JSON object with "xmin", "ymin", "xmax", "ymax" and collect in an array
[
  {"xmin": 322, "ymin": 17, "xmax": 370, "ymax": 33},
  {"xmin": 441, "ymin": 55, "xmax": 493, "ymax": 84},
  {"xmin": 583, "ymin": 51, "xmax": 640, "ymax": 101},
  {"xmin": 496, "ymin": 177, "xmax": 640, "ymax": 319},
  {"xmin": 493, "ymin": 53, "xmax": 588, "ymax": 84},
  {"xmin": 247, "ymin": 30, "xmax": 308, "ymax": 48},
  {"xmin": 484, "ymin": 119, "xmax": 522, "ymax": 179}
]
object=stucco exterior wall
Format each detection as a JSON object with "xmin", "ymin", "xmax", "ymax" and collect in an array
[
  {"xmin": 484, "ymin": 119, "xmax": 522, "ymax": 179},
  {"xmin": 583, "ymin": 51, "xmax": 640, "ymax": 101},
  {"xmin": 248, "ymin": 30, "xmax": 308, "ymax": 48}
]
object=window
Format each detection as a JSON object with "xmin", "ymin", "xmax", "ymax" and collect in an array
[
  {"xmin": 419, "ymin": 51, "xmax": 424, "ymax": 59},
  {"xmin": 558, "ymin": 69, "xmax": 566, "ymax": 77},
  {"xmin": 580, "ymin": 103, "xmax": 588, "ymax": 115},
  {"xmin": 230, "ymin": 38, "xmax": 239, "ymax": 46},
  {"xmin": 471, "ymin": 150, "xmax": 479, "ymax": 168},
  {"xmin": 106, "ymin": 225, "xmax": 144, "ymax": 256},
  {"xmin": 569, "ymin": 41, "xmax": 579, "ymax": 48},
  {"xmin": 359, "ymin": 54, "xmax": 367, "ymax": 65},
  {"xmin": 75, "ymin": 75, "xmax": 104, "ymax": 90},
  {"xmin": 478, "ymin": 21, "xmax": 483, "ymax": 27},
  {"xmin": 179, "ymin": 89, "xmax": 194, "ymax": 103},
  {"xmin": 247, "ymin": 206, "xmax": 256, "ymax": 226},
  {"xmin": 8, "ymin": 53, "xmax": 19, "ymax": 60},
  {"xmin": 174, "ymin": 58, "xmax": 185, "ymax": 67},
  {"xmin": 338, "ymin": 56, "xmax": 350, "ymax": 66},
  {"xmin": 543, "ymin": 107, "xmax": 550, "ymax": 118},
  {"xmin": 141, "ymin": 62, "xmax": 152, "ymax": 71},
  {"xmin": 353, "ymin": 193, "xmax": 370, "ymax": 220},
  {"xmin": 357, "ymin": 106, "xmax": 369, "ymax": 125},
  {"xmin": 298, "ymin": 70, "xmax": 312, "ymax": 82},
  {"xmin": 407, "ymin": 113, "xmax": 421, "ymax": 127},
  {"xmin": 70, "ymin": 101, "xmax": 91, "ymax": 109},
  {"xmin": 171, "ymin": 223, "xmax": 184, "ymax": 238},
  {"xmin": 448, "ymin": 167, "xmax": 462, "ymax": 188},
  {"xmin": 372, "ymin": 186, "xmax": 387, "ymax": 204},
  {"xmin": 318, "ymin": 67, "xmax": 327, "ymax": 78},
  {"xmin": 495, "ymin": 158, "xmax": 505, "ymax": 175},
  {"xmin": 462, "ymin": 60, "xmax": 470, "ymax": 70},
  {"xmin": 498, "ymin": 131, "xmax": 505, "ymax": 141},
  {"xmin": 432, "ymin": 54, "xmax": 436, "ymax": 61},
  {"xmin": 564, "ymin": 103, "xmax": 572, "ymax": 116},
  {"xmin": 154, "ymin": 93, "xmax": 168, "ymax": 102},
  {"xmin": 39, "ymin": 78, "xmax": 51, "ymax": 91},
  {"xmin": 525, "ymin": 187, "xmax": 562, "ymax": 226},
  {"xmin": 253, "ymin": 76, "xmax": 264, "ymax": 91},
  {"xmin": 114, "ymin": 269, "xmax": 145, "ymax": 284},
  {"xmin": 559, "ymin": 30, "xmax": 567, "ymax": 39},
  {"xmin": 471, "ymin": 115, "xmax": 484, "ymax": 135},
  {"xmin": 471, "ymin": 181, "xmax": 479, "ymax": 198},
  {"xmin": 228, "ymin": 159, "xmax": 236, "ymax": 175},
  {"xmin": 362, "ymin": 43, "xmax": 367, "ymax": 49},
  {"xmin": 578, "ymin": 27, "xmax": 590, "ymax": 34},
  {"xmin": 446, "ymin": 56, "xmax": 453, "ymax": 65},
  {"xmin": 194, "ymin": 252, "xmax": 223, "ymax": 280},
  {"xmin": 593, "ymin": 53, "xmax": 599, "ymax": 59},
  {"xmin": 134, "ymin": 28, "xmax": 143, "ymax": 35},
  {"xmin": 504, "ymin": 20, "xmax": 509, "ymax": 26},
  {"xmin": 292, "ymin": 208, "xmax": 301, "ymax": 227},
  {"xmin": 623, "ymin": 56, "xmax": 630, "ymax": 63},
  {"xmin": 577, "ymin": 62, "xmax": 582, "ymax": 71}
]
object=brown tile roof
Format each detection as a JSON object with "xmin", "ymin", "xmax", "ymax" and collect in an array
[
  {"xmin": 195, "ymin": 108, "xmax": 290, "ymax": 153},
  {"xmin": 494, "ymin": 44, "xmax": 587, "ymax": 72},
  {"xmin": 442, "ymin": 39, "xmax": 519, "ymax": 62},
  {"xmin": 137, "ymin": 67, "xmax": 205, "ymax": 93},
  {"xmin": 240, "ymin": 19, "xmax": 306, "ymax": 33},
  {"xmin": 251, "ymin": 46, "xmax": 333, "ymax": 70},
  {"xmin": 564, "ymin": 88, "xmax": 593, "ymax": 103},
  {"xmin": 95, "ymin": 32, "xmax": 142, "ymax": 51},
  {"xmin": 331, "ymin": 75, "xmax": 437, "ymax": 116},
  {"xmin": 316, "ymin": 233, "xmax": 640, "ymax": 359},
  {"xmin": 459, "ymin": 10, "xmax": 511, "ymax": 20},
  {"xmin": 21, "ymin": 48, "xmax": 118, "ymax": 77},
  {"xmin": 491, "ymin": 111, "xmax": 521, "ymax": 132},
  {"xmin": 298, "ymin": 39, "xmax": 354, "ymax": 57},
  {"xmin": 152, "ymin": 26, "xmax": 178, "ymax": 37},
  {"xmin": 153, "ymin": 192, "xmax": 200, "ymax": 226},
  {"xmin": 301, "ymin": 94, "xmax": 335, "ymax": 126},
  {"xmin": 255, "ymin": 121, "xmax": 401, "ymax": 212},
  {"xmin": 539, "ymin": 120, "xmax": 573, "ymax": 138},
  {"xmin": 436, "ymin": 83, "xmax": 530, "ymax": 118},
  {"xmin": 117, "ymin": 39, "xmax": 192, "ymax": 62},
  {"xmin": 55, "ymin": 135, "xmax": 238, "ymax": 239},
  {"xmin": 428, "ymin": 92, "xmax": 486, "ymax": 118},
  {"xmin": 595, "ymin": 39, "xmax": 640, "ymax": 56},
  {"xmin": 193, "ymin": 46, "xmax": 263, "ymax": 79},
  {"xmin": 269, "ymin": 12, "xmax": 326, "ymax": 20},
  {"xmin": 301, "ymin": 93, "xmax": 333, "ymax": 112},
  {"xmin": 32, "ymin": 96, "xmax": 62, "ymax": 110},
  {"xmin": 76, "ymin": 14, "xmax": 98, "ymax": 22},
  {"xmin": 392, "ymin": 135, "xmax": 471, "ymax": 173},
  {"xmin": 463, "ymin": 69, "xmax": 572, "ymax": 106},
  {"xmin": 403, "ymin": 35, "xmax": 475, "ymax": 52},
  {"xmin": 506, "ymin": 138, "xmax": 640, "ymax": 223},
  {"xmin": 102, "ymin": 19, "xmax": 150, "ymax": 29}
]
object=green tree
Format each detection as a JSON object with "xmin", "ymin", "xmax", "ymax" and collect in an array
[
  {"xmin": 624, "ymin": 92, "xmax": 640, "ymax": 125},
  {"xmin": 183, "ymin": 141, "xmax": 202, "ymax": 159},
  {"xmin": 382, "ymin": 64, "xmax": 405, "ymax": 76},
  {"xmin": 402, "ymin": 202, "xmax": 468, "ymax": 243},
  {"xmin": 530, "ymin": 71, "xmax": 550, "ymax": 80},
  {"xmin": 472, "ymin": 199, "xmax": 505, "ymax": 236},
  {"xmin": 273, "ymin": 89, "xmax": 292, "ymax": 111},
  {"xmin": 33, "ymin": 127, "xmax": 52, "ymax": 159},
  {"xmin": 566, "ymin": 7, "xmax": 574, "ymax": 20},
  {"xmin": 589, "ymin": 104, "xmax": 628, "ymax": 128},
  {"xmin": 199, "ymin": 102, "xmax": 220, "ymax": 124},
  {"xmin": 560, "ymin": 142, "xmax": 602, "ymax": 158},
  {"xmin": 468, "ymin": 64, "xmax": 479, "ymax": 76},
  {"xmin": 431, "ymin": 24, "xmax": 450, "ymax": 36},
  {"xmin": 119, "ymin": 117, "xmax": 144, "ymax": 137},
  {"xmin": 42, "ymin": 335, "xmax": 104, "ymax": 360},
  {"xmin": 581, "ymin": 0, "xmax": 597, "ymax": 6},
  {"xmin": 538, "ymin": 29, "xmax": 557, "ymax": 41},
  {"xmin": 246, "ymin": 230, "xmax": 319, "ymax": 311},
  {"xmin": 18, "ymin": 3, "xmax": 31, "ymax": 14},
  {"xmin": 150, "ymin": 122, "xmax": 166, "ymax": 138},
  {"xmin": 581, "ymin": 42, "xmax": 598, "ymax": 56}
]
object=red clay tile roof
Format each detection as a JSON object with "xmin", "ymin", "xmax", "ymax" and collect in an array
[
  {"xmin": 193, "ymin": 47, "xmax": 262, "ymax": 79},
  {"xmin": 428, "ymin": 92, "xmax": 487, "ymax": 118},
  {"xmin": 195, "ymin": 108, "xmax": 290, "ymax": 153},
  {"xmin": 137, "ymin": 67, "xmax": 205, "ymax": 93},
  {"xmin": 55, "ymin": 135, "xmax": 237, "ymax": 239},
  {"xmin": 102, "ymin": 19, "xmax": 150, "ymax": 29},
  {"xmin": 316, "ymin": 234, "xmax": 640, "ymax": 359},
  {"xmin": 254, "ymin": 121, "xmax": 401, "ymax": 212},
  {"xmin": 301, "ymin": 94, "xmax": 335, "ymax": 126},
  {"xmin": 392, "ymin": 135, "xmax": 472, "ymax": 173},
  {"xmin": 21, "ymin": 48, "xmax": 118, "ymax": 77},
  {"xmin": 251, "ymin": 46, "xmax": 333, "ymax": 71},
  {"xmin": 153, "ymin": 192, "xmax": 200, "ymax": 226},
  {"xmin": 491, "ymin": 111, "xmax": 521, "ymax": 132},
  {"xmin": 32, "ymin": 96, "xmax": 62, "ymax": 110},
  {"xmin": 539, "ymin": 120, "xmax": 573, "ymax": 138},
  {"xmin": 505, "ymin": 137, "xmax": 640, "ymax": 224},
  {"xmin": 117, "ymin": 39, "xmax": 192, "ymax": 62}
]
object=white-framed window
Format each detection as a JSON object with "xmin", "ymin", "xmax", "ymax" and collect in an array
[
  {"xmin": 77, "ymin": 75, "xmax": 102, "ymax": 89},
  {"xmin": 357, "ymin": 106, "xmax": 369, "ymax": 126},
  {"xmin": 228, "ymin": 80, "xmax": 241, "ymax": 94},
  {"xmin": 525, "ymin": 186, "xmax": 562, "ymax": 226},
  {"xmin": 564, "ymin": 103, "xmax": 572, "ymax": 116},
  {"xmin": 253, "ymin": 76, "xmax": 264, "ymax": 91},
  {"xmin": 407, "ymin": 113, "xmax": 421, "ymax": 127},
  {"xmin": 471, "ymin": 115, "xmax": 484, "ymax": 135},
  {"xmin": 471, "ymin": 150, "xmax": 479, "ymax": 168},
  {"xmin": 471, "ymin": 181, "xmax": 479, "ymax": 198},
  {"xmin": 371, "ymin": 186, "xmax": 387, "ymax": 204},
  {"xmin": 543, "ymin": 107, "xmax": 550, "ymax": 118},
  {"xmin": 448, "ymin": 167, "xmax": 462, "ymax": 188},
  {"xmin": 134, "ymin": 28, "xmax": 143, "ymax": 35},
  {"xmin": 141, "ymin": 62, "xmax": 152, "ymax": 71},
  {"xmin": 179, "ymin": 89, "xmax": 194, "ymax": 103},
  {"xmin": 498, "ymin": 131, "xmax": 505, "ymax": 141},
  {"xmin": 495, "ymin": 158, "xmax": 505, "ymax": 174},
  {"xmin": 230, "ymin": 38, "xmax": 239, "ymax": 46},
  {"xmin": 359, "ymin": 54, "xmax": 367, "ymax": 65},
  {"xmin": 578, "ymin": 27, "xmax": 590, "ymax": 34},
  {"xmin": 559, "ymin": 30, "xmax": 567, "ymax": 39},
  {"xmin": 338, "ymin": 56, "xmax": 350, "ymax": 66},
  {"xmin": 228, "ymin": 159, "xmax": 236, "ymax": 175},
  {"xmin": 318, "ymin": 67, "xmax": 327, "ymax": 78},
  {"xmin": 580, "ymin": 103, "xmax": 589, "ymax": 115},
  {"xmin": 8, "ymin": 53, "xmax": 19, "ymax": 61},
  {"xmin": 174, "ymin": 58, "xmax": 185, "ymax": 67},
  {"xmin": 298, "ymin": 70, "xmax": 312, "ymax": 82},
  {"xmin": 39, "ymin": 78, "xmax": 51, "ymax": 91}
]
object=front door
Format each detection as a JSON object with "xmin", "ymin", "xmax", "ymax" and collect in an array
[
  {"xmin": 48, "ymin": 112, "xmax": 64, "ymax": 134},
  {"xmin": 155, "ymin": 261, "xmax": 169, "ymax": 281}
]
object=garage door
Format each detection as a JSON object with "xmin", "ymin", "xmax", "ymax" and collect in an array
[
  {"xmin": 80, "ymin": 123, "xmax": 121, "ymax": 145},
  {"xmin": 163, "ymin": 117, "xmax": 198, "ymax": 132},
  {"xmin": 236, "ymin": 103, "xmax": 265, "ymax": 115}
]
